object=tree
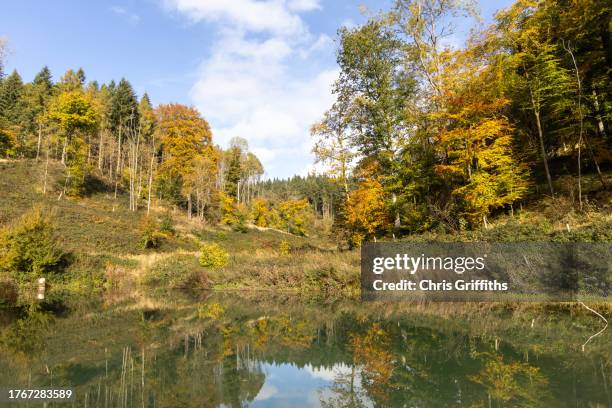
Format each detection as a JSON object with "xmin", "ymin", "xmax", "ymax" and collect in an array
[
  {"xmin": 311, "ymin": 101, "xmax": 355, "ymax": 194},
  {"xmin": 344, "ymin": 177, "xmax": 390, "ymax": 247},
  {"xmin": 0, "ymin": 37, "xmax": 7, "ymax": 79},
  {"xmin": 224, "ymin": 146, "xmax": 242, "ymax": 199},
  {"xmin": 333, "ymin": 19, "xmax": 416, "ymax": 231},
  {"xmin": 17, "ymin": 66, "xmax": 54, "ymax": 158},
  {"xmin": 48, "ymin": 90, "xmax": 98, "ymax": 195},
  {"xmin": 155, "ymin": 103, "xmax": 212, "ymax": 215},
  {"xmin": 251, "ymin": 198, "xmax": 269, "ymax": 227},
  {"xmin": 0, "ymin": 70, "xmax": 24, "ymax": 125},
  {"xmin": 435, "ymin": 44, "xmax": 530, "ymax": 226},
  {"xmin": 139, "ymin": 93, "xmax": 159, "ymax": 214},
  {"xmin": 109, "ymin": 78, "xmax": 139, "ymax": 180},
  {"xmin": 496, "ymin": 2, "xmax": 573, "ymax": 195}
]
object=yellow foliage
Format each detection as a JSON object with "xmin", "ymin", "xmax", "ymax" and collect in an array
[
  {"xmin": 435, "ymin": 46, "xmax": 530, "ymax": 224},
  {"xmin": 271, "ymin": 199, "xmax": 311, "ymax": 236},
  {"xmin": 198, "ymin": 302, "xmax": 225, "ymax": 320},
  {"xmin": 344, "ymin": 178, "xmax": 390, "ymax": 246},
  {"xmin": 219, "ymin": 192, "xmax": 240, "ymax": 226},
  {"xmin": 278, "ymin": 240, "xmax": 291, "ymax": 256},
  {"xmin": 199, "ymin": 243, "xmax": 229, "ymax": 269},
  {"xmin": 251, "ymin": 198, "xmax": 269, "ymax": 227}
]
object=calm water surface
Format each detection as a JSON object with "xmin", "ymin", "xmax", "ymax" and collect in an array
[{"xmin": 0, "ymin": 292, "xmax": 609, "ymax": 407}]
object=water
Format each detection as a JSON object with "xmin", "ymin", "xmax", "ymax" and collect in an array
[{"xmin": 0, "ymin": 291, "xmax": 609, "ymax": 407}]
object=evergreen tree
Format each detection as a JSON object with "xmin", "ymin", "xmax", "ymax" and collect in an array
[
  {"xmin": 109, "ymin": 78, "xmax": 139, "ymax": 132},
  {"xmin": 224, "ymin": 146, "xmax": 242, "ymax": 199},
  {"xmin": 15, "ymin": 66, "xmax": 55, "ymax": 157},
  {"xmin": 0, "ymin": 70, "xmax": 24, "ymax": 124}
]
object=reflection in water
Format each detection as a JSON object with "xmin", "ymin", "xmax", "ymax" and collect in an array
[{"xmin": 0, "ymin": 292, "xmax": 609, "ymax": 407}]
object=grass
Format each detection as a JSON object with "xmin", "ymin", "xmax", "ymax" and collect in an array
[
  {"xmin": 0, "ymin": 160, "xmax": 358, "ymax": 301},
  {"xmin": 0, "ymin": 159, "xmax": 610, "ymax": 304}
]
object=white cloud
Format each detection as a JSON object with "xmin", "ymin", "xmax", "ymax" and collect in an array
[
  {"xmin": 162, "ymin": 0, "xmax": 310, "ymax": 36},
  {"xmin": 288, "ymin": 0, "xmax": 322, "ymax": 12},
  {"xmin": 110, "ymin": 6, "xmax": 141, "ymax": 24},
  {"xmin": 254, "ymin": 383, "xmax": 278, "ymax": 401},
  {"xmin": 164, "ymin": 0, "xmax": 338, "ymax": 178}
]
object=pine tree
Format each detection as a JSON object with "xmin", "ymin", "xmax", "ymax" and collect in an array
[
  {"xmin": 224, "ymin": 146, "xmax": 242, "ymax": 199},
  {"xmin": 0, "ymin": 70, "xmax": 24, "ymax": 124}
]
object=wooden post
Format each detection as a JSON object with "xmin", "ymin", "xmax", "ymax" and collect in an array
[{"xmin": 37, "ymin": 277, "xmax": 46, "ymax": 300}]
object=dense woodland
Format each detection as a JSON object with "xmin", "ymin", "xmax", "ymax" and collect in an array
[{"xmin": 0, "ymin": 0, "xmax": 610, "ymax": 247}]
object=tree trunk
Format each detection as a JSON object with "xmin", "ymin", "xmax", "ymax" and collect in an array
[
  {"xmin": 43, "ymin": 143, "xmax": 50, "ymax": 194},
  {"xmin": 61, "ymin": 133, "xmax": 69, "ymax": 165},
  {"xmin": 116, "ymin": 123, "xmax": 122, "ymax": 174},
  {"xmin": 36, "ymin": 122, "xmax": 42, "ymax": 161},
  {"xmin": 592, "ymin": 89, "xmax": 608, "ymax": 140},
  {"xmin": 534, "ymin": 110, "xmax": 554, "ymax": 195},
  {"xmin": 147, "ymin": 156, "xmax": 154, "ymax": 215},
  {"xmin": 98, "ymin": 130, "xmax": 104, "ymax": 171},
  {"xmin": 187, "ymin": 194, "xmax": 192, "ymax": 219},
  {"xmin": 392, "ymin": 193, "xmax": 400, "ymax": 232}
]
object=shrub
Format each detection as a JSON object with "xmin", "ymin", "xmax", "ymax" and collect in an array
[
  {"xmin": 140, "ymin": 217, "xmax": 163, "ymax": 249},
  {"xmin": 142, "ymin": 254, "xmax": 209, "ymax": 289},
  {"xmin": 199, "ymin": 243, "xmax": 229, "ymax": 268},
  {"xmin": 0, "ymin": 208, "xmax": 64, "ymax": 283},
  {"xmin": 159, "ymin": 212, "xmax": 175, "ymax": 235},
  {"xmin": 279, "ymin": 240, "xmax": 291, "ymax": 256},
  {"xmin": 251, "ymin": 198, "xmax": 269, "ymax": 227},
  {"xmin": 271, "ymin": 199, "xmax": 312, "ymax": 236}
]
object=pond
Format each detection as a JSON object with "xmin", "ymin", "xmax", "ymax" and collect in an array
[{"xmin": 0, "ymin": 291, "xmax": 609, "ymax": 407}]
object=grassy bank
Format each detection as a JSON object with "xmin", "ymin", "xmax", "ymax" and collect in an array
[{"xmin": 0, "ymin": 160, "xmax": 610, "ymax": 306}]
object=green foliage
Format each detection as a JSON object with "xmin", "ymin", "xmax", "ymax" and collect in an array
[
  {"xmin": 159, "ymin": 212, "xmax": 175, "ymax": 235},
  {"xmin": 199, "ymin": 243, "xmax": 229, "ymax": 269},
  {"xmin": 139, "ymin": 216, "xmax": 164, "ymax": 249},
  {"xmin": 109, "ymin": 78, "xmax": 139, "ymax": 132},
  {"xmin": 0, "ymin": 208, "xmax": 64, "ymax": 283},
  {"xmin": 224, "ymin": 146, "xmax": 242, "ymax": 199},
  {"xmin": 0, "ymin": 70, "xmax": 24, "ymax": 124},
  {"xmin": 142, "ymin": 254, "xmax": 208, "ymax": 289},
  {"xmin": 271, "ymin": 199, "xmax": 312, "ymax": 236}
]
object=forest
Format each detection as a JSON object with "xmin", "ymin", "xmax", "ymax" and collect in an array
[
  {"xmin": 0, "ymin": 2, "xmax": 610, "ymax": 404},
  {"xmin": 0, "ymin": 0, "xmax": 610, "ymax": 251}
]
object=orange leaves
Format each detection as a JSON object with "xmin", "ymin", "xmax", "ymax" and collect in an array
[{"xmin": 154, "ymin": 104, "xmax": 215, "ymax": 196}]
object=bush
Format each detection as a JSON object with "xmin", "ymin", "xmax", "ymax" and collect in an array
[
  {"xmin": 279, "ymin": 240, "xmax": 291, "ymax": 256},
  {"xmin": 140, "ymin": 217, "xmax": 163, "ymax": 249},
  {"xmin": 199, "ymin": 243, "xmax": 229, "ymax": 268},
  {"xmin": 159, "ymin": 212, "xmax": 175, "ymax": 235},
  {"xmin": 0, "ymin": 208, "xmax": 64, "ymax": 283},
  {"xmin": 142, "ymin": 254, "xmax": 209, "ymax": 289}
]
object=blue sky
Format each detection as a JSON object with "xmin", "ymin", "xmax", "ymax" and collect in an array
[{"xmin": 1, "ymin": 0, "xmax": 513, "ymax": 178}]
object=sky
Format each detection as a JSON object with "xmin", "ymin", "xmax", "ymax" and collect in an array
[{"xmin": 1, "ymin": 0, "xmax": 513, "ymax": 179}]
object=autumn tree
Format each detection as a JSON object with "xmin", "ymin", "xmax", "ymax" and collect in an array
[
  {"xmin": 344, "ymin": 177, "xmax": 390, "ymax": 247},
  {"xmin": 155, "ymin": 103, "xmax": 213, "ymax": 216},
  {"xmin": 48, "ymin": 89, "xmax": 98, "ymax": 196},
  {"xmin": 435, "ymin": 44, "xmax": 530, "ymax": 226}
]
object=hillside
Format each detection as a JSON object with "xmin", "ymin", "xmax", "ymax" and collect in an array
[
  {"xmin": 0, "ymin": 159, "xmax": 611, "ymax": 307},
  {"xmin": 0, "ymin": 159, "xmax": 359, "ymax": 304}
]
